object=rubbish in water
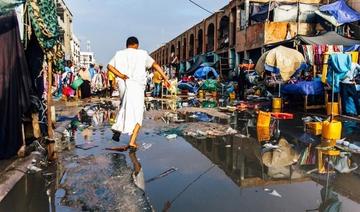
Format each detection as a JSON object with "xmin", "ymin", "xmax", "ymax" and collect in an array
[
  {"xmin": 225, "ymin": 145, "xmax": 231, "ymax": 148},
  {"xmin": 264, "ymin": 188, "xmax": 282, "ymax": 198},
  {"xmin": 336, "ymin": 139, "xmax": 360, "ymax": 153},
  {"xmin": 75, "ymin": 143, "xmax": 99, "ymax": 150},
  {"xmin": 141, "ymin": 143, "xmax": 152, "ymax": 150},
  {"xmin": 63, "ymin": 129, "xmax": 71, "ymax": 137},
  {"xmin": 262, "ymin": 143, "xmax": 280, "ymax": 151},
  {"xmin": 166, "ymin": 134, "xmax": 178, "ymax": 140},
  {"xmin": 27, "ymin": 165, "xmax": 42, "ymax": 173},
  {"xmin": 146, "ymin": 167, "xmax": 178, "ymax": 183},
  {"xmin": 226, "ymin": 127, "xmax": 237, "ymax": 134}
]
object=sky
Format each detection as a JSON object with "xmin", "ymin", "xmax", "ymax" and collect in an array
[{"xmin": 65, "ymin": 0, "xmax": 228, "ymax": 64}]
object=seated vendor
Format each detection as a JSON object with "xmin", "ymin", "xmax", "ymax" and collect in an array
[{"xmin": 340, "ymin": 62, "xmax": 360, "ymax": 116}]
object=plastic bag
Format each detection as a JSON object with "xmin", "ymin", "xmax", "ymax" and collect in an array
[{"xmin": 202, "ymin": 79, "xmax": 218, "ymax": 91}]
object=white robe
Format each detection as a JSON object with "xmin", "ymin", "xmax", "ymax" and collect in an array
[{"xmin": 109, "ymin": 48, "xmax": 154, "ymax": 135}]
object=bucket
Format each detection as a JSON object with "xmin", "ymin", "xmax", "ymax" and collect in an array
[
  {"xmin": 326, "ymin": 102, "xmax": 339, "ymax": 116},
  {"xmin": 322, "ymin": 120, "xmax": 342, "ymax": 141},
  {"xmin": 229, "ymin": 92, "xmax": 236, "ymax": 100},
  {"xmin": 257, "ymin": 111, "xmax": 271, "ymax": 127},
  {"xmin": 257, "ymin": 126, "xmax": 270, "ymax": 142},
  {"xmin": 272, "ymin": 97, "xmax": 282, "ymax": 109},
  {"xmin": 199, "ymin": 90, "xmax": 204, "ymax": 99}
]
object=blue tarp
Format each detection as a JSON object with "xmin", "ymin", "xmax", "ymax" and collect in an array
[
  {"xmin": 178, "ymin": 82, "xmax": 198, "ymax": 93},
  {"xmin": 327, "ymin": 53, "xmax": 352, "ymax": 93},
  {"xmin": 194, "ymin": 66, "xmax": 219, "ymax": 79},
  {"xmin": 320, "ymin": 0, "xmax": 360, "ymax": 25},
  {"xmin": 281, "ymin": 80, "xmax": 324, "ymax": 96}
]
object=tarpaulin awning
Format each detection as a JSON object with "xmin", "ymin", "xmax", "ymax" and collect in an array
[
  {"xmin": 317, "ymin": 0, "xmax": 360, "ymax": 26},
  {"xmin": 194, "ymin": 66, "xmax": 219, "ymax": 79},
  {"xmin": 0, "ymin": 0, "xmax": 25, "ymax": 15},
  {"xmin": 256, "ymin": 46, "xmax": 306, "ymax": 81},
  {"xmin": 298, "ymin": 31, "xmax": 360, "ymax": 45},
  {"xmin": 0, "ymin": 11, "xmax": 32, "ymax": 159}
]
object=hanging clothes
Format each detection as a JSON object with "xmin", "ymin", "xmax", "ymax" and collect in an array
[{"xmin": 0, "ymin": 11, "xmax": 32, "ymax": 159}]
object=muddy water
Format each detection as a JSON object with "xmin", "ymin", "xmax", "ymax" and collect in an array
[{"xmin": 1, "ymin": 101, "xmax": 360, "ymax": 212}]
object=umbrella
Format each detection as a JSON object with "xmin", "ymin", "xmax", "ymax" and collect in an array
[{"xmin": 256, "ymin": 46, "xmax": 306, "ymax": 81}]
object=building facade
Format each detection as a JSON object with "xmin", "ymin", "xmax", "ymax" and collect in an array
[
  {"xmin": 80, "ymin": 52, "xmax": 96, "ymax": 68},
  {"xmin": 71, "ymin": 34, "xmax": 81, "ymax": 66},
  {"xmin": 151, "ymin": 0, "xmax": 334, "ymax": 74},
  {"xmin": 56, "ymin": 0, "xmax": 73, "ymax": 60}
]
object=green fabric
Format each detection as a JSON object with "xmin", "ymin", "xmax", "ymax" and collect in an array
[
  {"xmin": 202, "ymin": 101, "xmax": 217, "ymax": 108},
  {"xmin": 0, "ymin": 0, "xmax": 25, "ymax": 15},
  {"xmin": 27, "ymin": 0, "xmax": 64, "ymax": 71},
  {"xmin": 202, "ymin": 79, "xmax": 218, "ymax": 91}
]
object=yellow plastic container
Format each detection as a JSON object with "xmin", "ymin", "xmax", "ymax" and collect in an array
[
  {"xmin": 229, "ymin": 92, "xmax": 236, "ymax": 100},
  {"xmin": 272, "ymin": 97, "xmax": 282, "ymax": 109},
  {"xmin": 306, "ymin": 122, "xmax": 322, "ymax": 136},
  {"xmin": 199, "ymin": 90, "xmax": 204, "ymax": 99},
  {"xmin": 326, "ymin": 102, "xmax": 339, "ymax": 116},
  {"xmin": 257, "ymin": 126, "xmax": 271, "ymax": 142},
  {"xmin": 257, "ymin": 111, "xmax": 271, "ymax": 127},
  {"xmin": 322, "ymin": 120, "xmax": 342, "ymax": 140},
  {"xmin": 321, "ymin": 52, "xmax": 330, "ymax": 83}
]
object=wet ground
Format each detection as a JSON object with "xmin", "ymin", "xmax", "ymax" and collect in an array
[{"xmin": 1, "ymin": 99, "xmax": 360, "ymax": 212}]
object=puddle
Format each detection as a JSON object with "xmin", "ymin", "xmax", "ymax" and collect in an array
[{"xmin": 2, "ymin": 100, "xmax": 360, "ymax": 212}]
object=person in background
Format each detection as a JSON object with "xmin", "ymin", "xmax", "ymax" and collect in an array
[
  {"xmin": 152, "ymin": 68, "xmax": 164, "ymax": 97},
  {"xmin": 89, "ymin": 63, "xmax": 96, "ymax": 79},
  {"xmin": 340, "ymin": 62, "xmax": 360, "ymax": 116},
  {"xmin": 79, "ymin": 65, "xmax": 92, "ymax": 99},
  {"xmin": 108, "ymin": 65, "xmax": 116, "ymax": 97}
]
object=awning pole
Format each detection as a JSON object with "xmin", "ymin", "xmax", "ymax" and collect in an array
[{"xmin": 47, "ymin": 58, "xmax": 55, "ymax": 160}]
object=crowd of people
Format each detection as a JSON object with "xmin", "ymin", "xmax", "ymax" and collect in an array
[{"xmin": 54, "ymin": 61, "xmax": 118, "ymax": 100}]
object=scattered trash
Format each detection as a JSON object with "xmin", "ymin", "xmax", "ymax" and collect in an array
[
  {"xmin": 262, "ymin": 143, "xmax": 280, "ymax": 151},
  {"xmin": 336, "ymin": 139, "xmax": 360, "ymax": 153},
  {"xmin": 146, "ymin": 167, "xmax": 178, "ymax": 183},
  {"xmin": 264, "ymin": 188, "xmax": 282, "ymax": 198},
  {"xmin": 141, "ymin": 143, "xmax": 152, "ymax": 150},
  {"xmin": 166, "ymin": 134, "xmax": 178, "ymax": 140},
  {"xmin": 225, "ymin": 145, "xmax": 231, "ymax": 148},
  {"xmin": 225, "ymin": 127, "xmax": 237, "ymax": 134},
  {"xmin": 75, "ymin": 143, "xmax": 99, "ymax": 150},
  {"xmin": 27, "ymin": 165, "xmax": 42, "ymax": 173}
]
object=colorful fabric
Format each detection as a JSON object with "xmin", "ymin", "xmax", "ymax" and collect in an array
[{"xmin": 26, "ymin": 0, "xmax": 64, "ymax": 71}]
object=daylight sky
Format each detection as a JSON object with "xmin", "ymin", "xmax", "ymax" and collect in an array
[{"xmin": 65, "ymin": 0, "xmax": 227, "ymax": 64}]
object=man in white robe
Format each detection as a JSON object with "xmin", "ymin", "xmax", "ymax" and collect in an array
[{"xmin": 107, "ymin": 37, "xmax": 169, "ymax": 150}]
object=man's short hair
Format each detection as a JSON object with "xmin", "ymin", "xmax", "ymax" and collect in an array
[{"xmin": 126, "ymin": 36, "xmax": 139, "ymax": 47}]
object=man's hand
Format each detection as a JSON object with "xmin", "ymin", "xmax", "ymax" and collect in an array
[{"xmin": 121, "ymin": 74, "xmax": 129, "ymax": 81}]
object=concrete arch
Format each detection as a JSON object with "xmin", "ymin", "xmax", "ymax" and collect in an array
[
  {"xmin": 197, "ymin": 29, "xmax": 203, "ymax": 55},
  {"xmin": 182, "ymin": 37, "xmax": 187, "ymax": 61},
  {"xmin": 218, "ymin": 15, "xmax": 229, "ymax": 49},
  {"xmin": 207, "ymin": 23, "xmax": 215, "ymax": 52},
  {"xmin": 189, "ymin": 34, "xmax": 195, "ymax": 58}
]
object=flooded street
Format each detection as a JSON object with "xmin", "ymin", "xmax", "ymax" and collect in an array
[{"xmin": 1, "ymin": 100, "xmax": 360, "ymax": 212}]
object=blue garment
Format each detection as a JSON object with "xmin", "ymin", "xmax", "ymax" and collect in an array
[
  {"xmin": 194, "ymin": 66, "xmax": 219, "ymax": 79},
  {"xmin": 320, "ymin": 0, "xmax": 360, "ymax": 25},
  {"xmin": 89, "ymin": 67, "xmax": 96, "ymax": 79},
  {"xmin": 327, "ymin": 53, "xmax": 351, "ymax": 93},
  {"xmin": 153, "ymin": 83, "xmax": 161, "ymax": 97},
  {"xmin": 344, "ymin": 45, "xmax": 360, "ymax": 52}
]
